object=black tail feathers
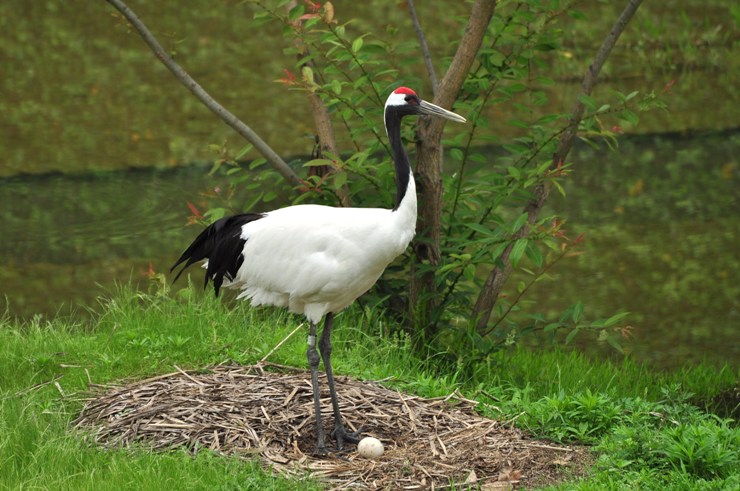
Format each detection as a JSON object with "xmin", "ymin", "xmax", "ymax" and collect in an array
[{"xmin": 170, "ymin": 213, "xmax": 264, "ymax": 296}]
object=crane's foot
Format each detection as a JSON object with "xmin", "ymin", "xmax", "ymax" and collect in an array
[
  {"xmin": 314, "ymin": 444, "xmax": 328, "ymax": 456},
  {"xmin": 332, "ymin": 424, "xmax": 363, "ymax": 451}
]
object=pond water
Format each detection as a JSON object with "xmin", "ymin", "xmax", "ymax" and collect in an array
[
  {"xmin": 1, "ymin": 131, "xmax": 737, "ymax": 370},
  {"xmin": 543, "ymin": 131, "xmax": 739, "ymax": 369}
]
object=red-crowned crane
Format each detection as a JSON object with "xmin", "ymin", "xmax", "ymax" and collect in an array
[{"xmin": 171, "ymin": 87, "xmax": 466, "ymax": 454}]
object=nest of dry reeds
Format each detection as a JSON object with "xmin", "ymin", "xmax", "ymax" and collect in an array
[{"xmin": 73, "ymin": 363, "xmax": 590, "ymax": 489}]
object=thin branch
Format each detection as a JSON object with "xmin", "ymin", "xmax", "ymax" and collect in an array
[
  {"xmin": 471, "ymin": 0, "xmax": 644, "ymax": 331},
  {"xmin": 407, "ymin": 0, "xmax": 438, "ymax": 96},
  {"xmin": 479, "ymin": 245, "xmax": 571, "ymax": 339},
  {"xmin": 105, "ymin": 0, "xmax": 301, "ymax": 187}
]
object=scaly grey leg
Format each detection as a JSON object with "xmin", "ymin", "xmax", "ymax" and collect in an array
[
  {"xmin": 307, "ymin": 321, "xmax": 327, "ymax": 455},
  {"xmin": 318, "ymin": 313, "xmax": 362, "ymax": 450}
]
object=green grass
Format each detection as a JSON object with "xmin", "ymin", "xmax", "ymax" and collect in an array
[{"xmin": 1, "ymin": 284, "xmax": 738, "ymax": 489}]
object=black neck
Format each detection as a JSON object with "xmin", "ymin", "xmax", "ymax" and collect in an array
[{"xmin": 385, "ymin": 107, "xmax": 411, "ymax": 210}]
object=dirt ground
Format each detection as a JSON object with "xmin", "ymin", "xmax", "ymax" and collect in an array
[{"xmin": 74, "ymin": 363, "xmax": 593, "ymax": 489}]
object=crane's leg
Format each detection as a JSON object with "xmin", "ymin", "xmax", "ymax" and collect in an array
[
  {"xmin": 307, "ymin": 322, "xmax": 327, "ymax": 455},
  {"xmin": 319, "ymin": 312, "xmax": 362, "ymax": 451}
]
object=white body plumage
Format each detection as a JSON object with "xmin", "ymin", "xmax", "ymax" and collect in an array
[{"xmin": 223, "ymin": 176, "xmax": 416, "ymax": 324}]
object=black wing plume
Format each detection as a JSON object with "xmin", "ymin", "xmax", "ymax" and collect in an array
[{"xmin": 170, "ymin": 213, "xmax": 265, "ymax": 296}]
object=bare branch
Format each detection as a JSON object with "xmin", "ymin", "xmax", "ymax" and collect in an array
[
  {"xmin": 407, "ymin": 0, "xmax": 438, "ymax": 96},
  {"xmin": 471, "ymin": 0, "xmax": 644, "ymax": 330},
  {"xmin": 105, "ymin": 0, "xmax": 301, "ymax": 187}
]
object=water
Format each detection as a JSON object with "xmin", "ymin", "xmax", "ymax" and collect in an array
[
  {"xmin": 545, "ymin": 131, "xmax": 739, "ymax": 368},
  {"xmin": 0, "ymin": 167, "xmax": 211, "ymax": 317}
]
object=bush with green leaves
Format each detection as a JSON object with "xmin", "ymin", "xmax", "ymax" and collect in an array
[{"xmin": 597, "ymin": 415, "xmax": 739, "ymax": 481}]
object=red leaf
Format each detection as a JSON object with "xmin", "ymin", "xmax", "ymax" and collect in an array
[
  {"xmin": 304, "ymin": 0, "xmax": 321, "ymax": 12},
  {"xmin": 141, "ymin": 261, "xmax": 156, "ymax": 279},
  {"xmin": 186, "ymin": 201, "xmax": 204, "ymax": 219}
]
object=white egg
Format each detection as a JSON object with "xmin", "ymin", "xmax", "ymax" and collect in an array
[{"xmin": 357, "ymin": 436, "xmax": 384, "ymax": 459}]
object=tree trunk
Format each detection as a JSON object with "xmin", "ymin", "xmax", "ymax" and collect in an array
[{"xmin": 409, "ymin": 0, "xmax": 496, "ymax": 335}]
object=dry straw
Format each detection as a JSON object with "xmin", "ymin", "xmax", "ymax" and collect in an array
[{"xmin": 74, "ymin": 363, "xmax": 589, "ymax": 489}]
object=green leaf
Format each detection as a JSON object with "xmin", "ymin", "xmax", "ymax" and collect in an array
[
  {"xmin": 503, "ymin": 143, "xmax": 529, "ymax": 155},
  {"xmin": 592, "ymin": 311, "xmax": 630, "ymax": 328},
  {"xmin": 251, "ymin": 11, "xmax": 272, "ymax": 27},
  {"xmin": 511, "ymin": 212, "xmax": 528, "ymax": 233},
  {"xmin": 508, "ymin": 119, "xmax": 529, "ymax": 129},
  {"xmin": 288, "ymin": 4, "xmax": 304, "ymax": 22},
  {"xmin": 509, "ymin": 238, "xmax": 528, "ymax": 268},
  {"xmin": 509, "ymin": 83, "xmax": 526, "ymax": 93},
  {"xmin": 333, "ymin": 171, "xmax": 347, "ymax": 190},
  {"xmin": 248, "ymin": 157, "xmax": 266, "ymax": 170},
  {"xmin": 205, "ymin": 207, "xmax": 227, "ymax": 221},
  {"xmin": 565, "ymin": 328, "xmax": 580, "ymax": 344},
  {"xmin": 465, "ymin": 222, "xmax": 496, "ymax": 237},
  {"xmin": 490, "ymin": 242, "xmax": 509, "ymax": 264},
  {"xmin": 544, "ymin": 322, "xmax": 561, "ymax": 333},
  {"xmin": 449, "ymin": 253, "xmax": 472, "ymax": 261},
  {"xmin": 351, "ymin": 37, "xmax": 364, "ymax": 53},
  {"xmin": 525, "ymin": 242, "xmax": 543, "ymax": 268},
  {"xmin": 243, "ymin": 192, "xmax": 264, "ymax": 212},
  {"xmin": 234, "ymin": 143, "xmax": 253, "ymax": 161},
  {"xmin": 620, "ymin": 109, "xmax": 639, "ymax": 125},
  {"xmin": 578, "ymin": 94, "xmax": 598, "ymax": 111},
  {"xmin": 559, "ymin": 304, "xmax": 575, "ymax": 323},
  {"xmin": 572, "ymin": 302, "xmax": 584, "ymax": 323},
  {"xmin": 605, "ymin": 335, "xmax": 625, "ymax": 354},
  {"xmin": 568, "ymin": 9, "xmax": 587, "ymax": 20},
  {"xmin": 552, "ymin": 179, "xmax": 566, "ymax": 197},
  {"xmin": 537, "ymin": 114, "xmax": 561, "ymax": 124},
  {"xmin": 331, "ymin": 79, "xmax": 342, "ymax": 95},
  {"xmin": 438, "ymin": 262, "xmax": 461, "ymax": 274},
  {"xmin": 208, "ymin": 160, "xmax": 222, "ymax": 176},
  {"xmin": 303, "ymin": 158, "xmax": 334, "ymax": 167}
]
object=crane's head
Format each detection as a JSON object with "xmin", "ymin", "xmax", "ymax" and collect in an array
[{"xmin": 385, "ymin": 87, "xmax": 467, "ymax": 123}]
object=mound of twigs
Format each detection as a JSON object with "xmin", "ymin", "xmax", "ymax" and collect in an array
[{"xmin": 73, "ymin": 363, "xmax": 590, "ymax": 489}]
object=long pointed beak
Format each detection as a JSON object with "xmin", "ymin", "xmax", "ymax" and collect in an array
[{"xmin": 419, "ymin": 100, "xmax": 467, "ymax": 123}]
